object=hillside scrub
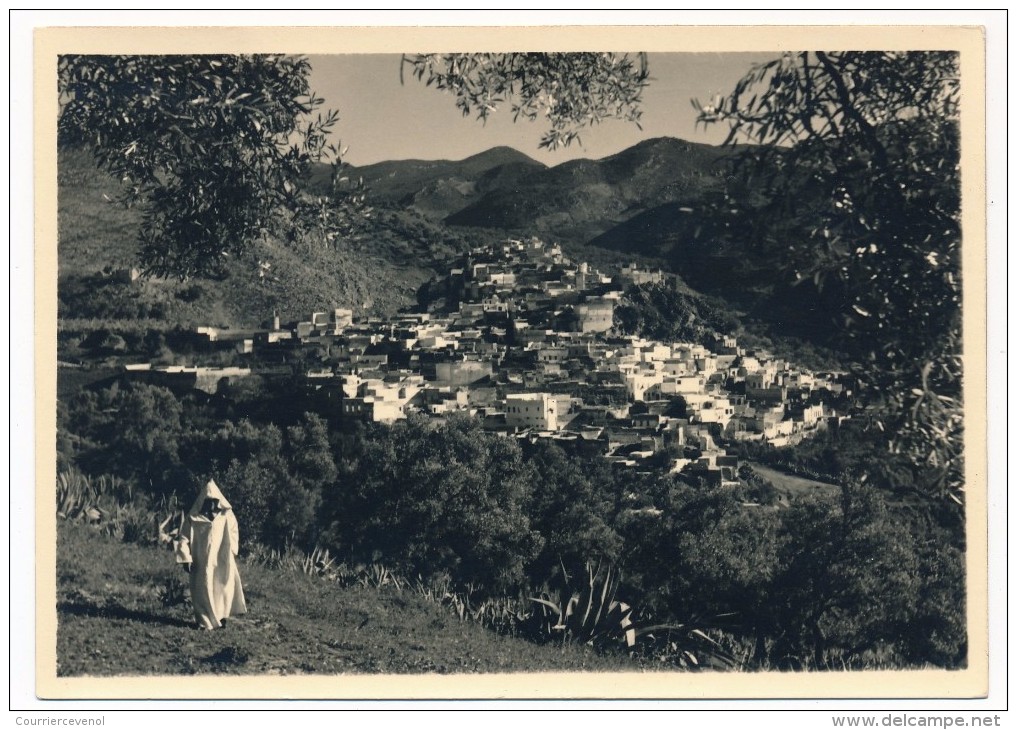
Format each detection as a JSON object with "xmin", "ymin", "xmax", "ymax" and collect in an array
[
  {"xmin": 59, "ymin": 55, "xmax": 371, "ymax": 279},
  {"xmin": 613, "ymin": 282, "xmax": 740, "ymax": 346},
  {"xmin": 57, "ymin": 146, "xmax": 433, "ymax": 337},
  {"xmin": 57, "ymin": 378, "xmax": 967, "ymax": 670},
  {"xmin": 56, "ymin": 520, "xmax": 635, "ymax": 676},
  {"xmin": 693, "ymin": 52, "xmax": 964, "ymax": 509}
]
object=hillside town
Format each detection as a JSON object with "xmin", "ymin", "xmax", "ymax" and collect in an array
[
  {"xmin": 124, "ymin": 238, "xmax": 853, "ymax": 488},
  {"xmin": 46, "ymin": 49, "xmax": 971, "ymax": 683}
]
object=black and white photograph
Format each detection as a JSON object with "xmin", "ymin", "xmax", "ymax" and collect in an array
[{"xmin": 25, "ymin": 19, "xmax": 996, "ymax": 705}]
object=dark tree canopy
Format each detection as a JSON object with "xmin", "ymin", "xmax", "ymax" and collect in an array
[
  {"xmin": 59, "ymin": 52, "xmax": 650, "ymax": 280},
  {"xmin": 327, "ymin": 414, "xmax": 543, "ymax": 592},
  {"xmin": 58, "ymin": 54, "xmax": 364, "ymax": 279},
  {"xmin": 694, "ymin": 51, "xmax": 963, "ymax": 507},
  {"xmin": 402, "ymin": 52, "xmax": 650, "ymax": 150},
  {"xmin": 58, "ymin": 50, "xmax": 966, "ymax": 509}
]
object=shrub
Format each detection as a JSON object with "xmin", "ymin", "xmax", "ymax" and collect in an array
[{"xmin": 327, "ymin": 414, "xmax": 542, "ymax": 593}]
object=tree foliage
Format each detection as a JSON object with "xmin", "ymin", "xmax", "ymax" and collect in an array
[
  {"xmin": 769, "ymin": 484, "xmax": 934, "ymax": 668},
  {"xmin": 327, "ymin": 414, "xmax": 543, "ymax": 592},
  {"xmin": 58, "ymin": 54, "xmax": 366, "ymax": 279},
  {"xmin": 402, "ymin": 53, "xmax": 650, "ymax": 150},
  {"xmin": 522, "ymin": 441, "xmax": 622, "ymax": 580},
  {"xmin": 58, "ymin": 377, "xmax": 966, "ymax": 667},
  {"xmin": 69, "ymin": 383, "xmax": 185, "ymax": 493},
  {"xmin": 617, "ymin": 483, "xmax": 780, "ymax": 638},
  {"xmin": 694, "ymin": 51, "xmax": 964, "ymax": 507},
  {"xmin": 614, "ymin": 282, "xmax": 740, "ymax": 345}
]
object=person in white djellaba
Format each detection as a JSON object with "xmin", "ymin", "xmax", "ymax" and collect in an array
[{"xmin": 174, "ymin": 479, "xmax": 247, "ymax": 630}]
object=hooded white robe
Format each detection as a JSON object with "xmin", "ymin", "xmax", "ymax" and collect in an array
[{"xmin": 174, "ymin": 480, "xmax": 247, "ymax": 629}]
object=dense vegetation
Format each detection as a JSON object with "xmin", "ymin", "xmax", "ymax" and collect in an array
[
  {"xmin": 55, "ymin": 51, "xmax": 969, "ymax": 675},
  {"xmin": 57, "ymin": 519, "xmax": 634, "ymax": 676},
  {"xmin": 692, "ymin": 51, "xmax": 964, "ymax": 508},
  {"xmin": 614, "ymin": 282, "xmax": 741, "ymax": 346},
  {"xmin": 57, "ymin": 377, "xmax": 966, "ymax": 670}
]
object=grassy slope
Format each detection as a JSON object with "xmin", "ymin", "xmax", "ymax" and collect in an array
[
  {"xmin": 57, "ymin": 147, "xmax": 434, "ymax": 328},
  {"xmin": 56, "ymin": 520, "xmax": 638, "ymax": 676},
  {"xmin": 57, "ymin": 148, "xmax": 145, "ymax": 277},
  {"xmin": 747, "ymin": 462, "xmax": 840, "ymax": 501}
]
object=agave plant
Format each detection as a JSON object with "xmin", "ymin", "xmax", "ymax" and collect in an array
[
  {"xmin": 156, "ymin": 495, "xmax": 184, "ymax": 549},
  {"xmin": 330, "ymin": 562, "xmax": 359, "ymax": 588},
  {"xmin": 358, "ymin": 563, "xmax": 403, "ymax": 591},
  {"xmin": 629, "ymin": 624, "xmax": 739, "ymax": 670},
  {"xmin": 412, "ymin": 573, "xmax": 454, "ymax": 602},
  {"xmin": 118, "ymin": 502, "xmax": 159, "ymax": 544},
  {"xmin": 56, "ymin": 469, "xmax": 140, "ymax": 535},
  {"xmin": 444, "ymin": 591, "xmax": 469, "ymax": 621},
  {"xmin": 57, "ymin": 469, "xmax": 100, "ymax": 521},
  {"xmin": 158, "ymin": 510, "xmax": 183, "ymax": 549},
  {"xmin": 244, "ymin": 543, "xmax": 285, "ymax": 569},
  {"xmin": 523, "ymin": 559, "xmax": 740, "ymax": 669},
  {"xmin": 527, "ymin": 560, "xmax": 635, "ymax": 647},
  {"xmin": 472, "ymin": 596, "xmax": 527, "ymax": 634},
  {"xmin": 299, "ymin": 546, "xmax": 338, "ymax": 579}
]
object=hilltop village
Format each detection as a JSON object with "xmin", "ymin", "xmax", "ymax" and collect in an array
[{"xmin": 124, "ymin": 238, "xmax": 853, "ymax": 487}]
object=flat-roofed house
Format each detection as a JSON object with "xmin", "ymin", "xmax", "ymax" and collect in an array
[{"xmin": 505, "ymin": 392, "xmax": 565, "ymax": 431}]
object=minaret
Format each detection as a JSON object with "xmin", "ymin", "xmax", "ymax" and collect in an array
[{"xmin": 577, "ymin": 261, "xmax": 588, "ymax": 291}]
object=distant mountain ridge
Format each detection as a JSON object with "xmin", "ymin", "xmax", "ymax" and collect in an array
[
  {"xmin": 309, "ymin": 146, "xmax": 546, "ymax": 219},
  {"xmin": 61, "ymin": 134, "xmax": 824, "ymax": 334},
  {"xmin": 319, "ymin": 137, "xmax": 835, "ymax": 346},
  {"xmin": 59, "ymin": 136, "xmax": 839, "ymax": 363},
  {"xmin": 313, "ymin": 137, "xmax": 734, "ymax": 256},
  {"xmin": 58, "ymin": 136, "xmax": 761, "ymax": 325}
]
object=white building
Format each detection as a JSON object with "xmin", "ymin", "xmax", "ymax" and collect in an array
[
  {"xmin": 341, "ymin": 377, "xmax": 423, "ymax": 424},
  {"xmin": 505, "ymin": 392, "xmax": 566, "ymax": 431}
]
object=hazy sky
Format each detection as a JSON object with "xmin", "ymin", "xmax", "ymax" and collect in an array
[{"xmin": 308, "ymin": 53, "xmax": 778, "ymax": 167}]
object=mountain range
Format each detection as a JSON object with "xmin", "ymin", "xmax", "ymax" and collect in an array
[
  {"xmin": 326, "ymin": 137, "xmax": 821, "ymax": 328},
  {"xmin": 59, "ymin": 136, "xmax": 837, "ymax": 352},
  {"xmin": 322, "ymin": 137, "xmax": 797, "ymax": 306},
  {"xmin": 313, "ymin": 137, "xmax": 734, "ymax": 255}
]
